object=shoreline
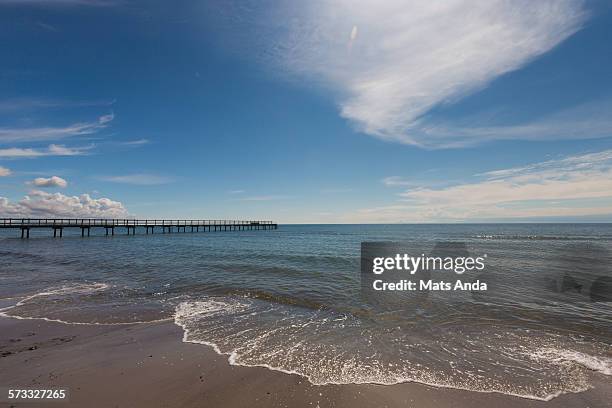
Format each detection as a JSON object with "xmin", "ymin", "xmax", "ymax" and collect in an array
[{"xmin": 1, "ymin": 316, "xmax": 610, "ymax": 407}]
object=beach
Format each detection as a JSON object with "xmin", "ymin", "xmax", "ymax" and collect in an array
[
  {"xmin": 1, "ymin": 224, "xmax": 611, "ymax": 406},
  {"xmin": 1, "ymin": 316, "xmax": 610, "ymax": 408}
]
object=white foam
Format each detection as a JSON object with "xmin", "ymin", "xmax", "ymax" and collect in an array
[
  {"xmin": 173, "ymin": 298, "xmax": 592, "ymax": 402},
  {"xmin": 0, "ymin": 282, "xmax": 171, "ymax": 326},
  {"xmin": 531, "ymin": 348, "xmax": 612, "ymax": 376}
]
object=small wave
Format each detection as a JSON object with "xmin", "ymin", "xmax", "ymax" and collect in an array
[
  {"xmin": 0, "ymin": 283, "xmax": 171, "ymax": 326},
  {"xmin": 472, "ymin": 234, "xmax": 603, "ymax": 241},
  {"xmin": 530, "ymin": 348, "xmax": 612, "ymax": 376},
  {"xmin": 0, "ymin": 282, "xmax": 109, "ymax": 312},
  {"xmin": 174, "ymin": 296, "xmax": 593, "ymax": 401}
]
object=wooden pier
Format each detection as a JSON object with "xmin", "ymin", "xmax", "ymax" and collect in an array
[{"xmin": 0, "ymin": 218, "xmax": 277, "ymax": 239}]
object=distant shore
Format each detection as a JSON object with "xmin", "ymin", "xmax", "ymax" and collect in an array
[{"xmin": 1, "ymin": 316, "xmax": 609, "ymax": 408}]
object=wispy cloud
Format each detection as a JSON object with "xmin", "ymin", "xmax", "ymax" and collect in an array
[
  {"xmin": 98, "ymin": 113, "xmax": 114, "ymax": 124},
  {"xmin": 410, "ymin": 101, "xmax": 612, "ymax": 148},
  {"xmin": 0, "ymin": 190, "xmax": 128, "ymax": 218},
  {"xmin": 119, "ymin": 138, "xmax": 149, "ymax": 146},
  {"xmin": 0, "ymin": 144, "xmax": 93, "ymax": 158},
  {"xmin": 0, "ymin": 114, "xmax": 113, "ymax": 143},
  {"xmin": 35, "ymin": 22, "xmax": 59, "ymax": 32},
  {"xmin": 0, "ymin": 97, "xmax": 113, "ymax": 113},
  {"xmin": 0, "ymin": 166, "xmax": 11, "ymax": 176},
  {"xmin": 30, "ymin": 176, "xmax": 68, "ymax": 188},
  {"xmin": 358, "ymin": 149, "xmax": 612, "ymax": 222},
  {"xmin": 381, "ymin": 176, "xmax": 416, "ymax": 187},
  {"xmin": 227, "ymin": 190, "xmax": 245, "ymax": 194},
  {"xmin": 0, "ymin": 0, "xmax": 119, "ymax": 6},
  {"xmin": 99, "ymin": 174, "xmax": 173, "ymax": 185},
  {"xmin": 221, "ymin": 0, "xmax": 587, "ymax": 147}
]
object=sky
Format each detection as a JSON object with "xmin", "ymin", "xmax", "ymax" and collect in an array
[{"xmin": 1, "ymin": 0, "xmax": 612, "ymax": 223}]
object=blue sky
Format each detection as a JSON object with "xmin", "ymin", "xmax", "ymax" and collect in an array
[{"xmin": 1, "ymin": 0, "xmax": 611, "ymax": 223}]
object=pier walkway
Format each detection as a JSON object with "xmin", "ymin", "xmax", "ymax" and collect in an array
[{"xmin": 0, "ymin": 218, "xmax": 277, "ymax": 238}]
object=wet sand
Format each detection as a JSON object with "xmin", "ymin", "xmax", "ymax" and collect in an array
[{"xmin": 0, "ymin": 316, "xmax": 609, "ymax": 408}]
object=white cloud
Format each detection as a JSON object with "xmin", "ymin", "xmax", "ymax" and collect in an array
[
  {"xmin": 98, "ymin": 112, "xmax": 114, "ymax": 124},
  {"xmin": 0, "ymin": 97, "xmax": 113, "ymax": 113},
  {"xmin": 0, "ymin": 166, "xmax": 11, "ymax": 176},
  {"xmin": 381, "ymin": 176, "xmax": 415, "ymax": 187},
  {"xmin": 119, "ymin": 138, "xmax": 149, "ymax": 146},
  {"xmin": 0, "ymin": 190, "xmax": 128, "ymax": 218},
  {"xmin": 358, "ymin": 149, "xmax": 612, "ymax": 222},
  {"xmin": 31, "ymin": 176, "xmax": 68, "ymax": 188},
  {"xmin": 0, "ymin": 0, "xmax": 117, "ymax": 6},
  {"xmin": 0, "ymin": 144, "xmax": 92, "ymax": 158},
  {"xmin": 411, "ymin": 101, "xmax": 612, "ymax": 148},
  {"xmin": 99, "ymin": 174, "xmax": 173, "ymax": 185},
  {"xmin": 221, "ymin": 0, "xmax": 587, "ymax": 147},
  {"xmin": 0, "ymin": 114, "xmax": 112, "ymax": 143},
  {"xmin": 47, "ymin": 144, "xmax": 92, "ymax": 156}
]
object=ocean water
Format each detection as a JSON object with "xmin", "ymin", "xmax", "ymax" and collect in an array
[{"xmin": 1, "ymin": 224, "xmax": 611, "ymax": 400}]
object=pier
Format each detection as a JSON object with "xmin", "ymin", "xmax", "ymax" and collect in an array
[{"xmin": 0, "ymin": 218, "xmax": 278, "ymax": 239}]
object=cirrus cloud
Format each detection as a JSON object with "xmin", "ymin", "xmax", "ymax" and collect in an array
[
  {"xmin": 99, "ymin": 174, "xmax": 173, "ymax": 185},
  {"xmin": 356, "ymin": 149, "xmax": 612, "ymax": 222},
  {"xmin": 0, "ymin": 144, "xmax": 93, "ymax": 158},
  {"xmin": 0, "ymin": 0, "xmax": 118, "ymax": 7},
  {"xmin": 0, "ymin": 114, "xmax": 113, "ymax": 143},
  {"xmin": 217, "ymin": 0, "xmax": 588, "ymax": 147}
]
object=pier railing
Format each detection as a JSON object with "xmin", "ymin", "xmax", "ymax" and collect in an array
[
  {"xmin": 1, "ymin": 218, "xmax": 275, "ymax": 227},
  {"xmin": 0, "ymin": 218, "xmax": 277, "ymax": 238}
]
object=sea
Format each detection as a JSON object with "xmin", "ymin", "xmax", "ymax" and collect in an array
[{"xmin": 1, "ymin": 224, "xmax": 611, "ymax": 401}]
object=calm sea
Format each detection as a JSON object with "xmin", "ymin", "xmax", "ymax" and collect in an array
[{"xmin": 1, "ymin": 224, "xmax": 611, "ymax": 400}]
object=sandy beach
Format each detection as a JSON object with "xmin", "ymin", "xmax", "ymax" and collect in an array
[{"xmin": 0, "ymin": 316, "xmax": 609, "ymax": 408}]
